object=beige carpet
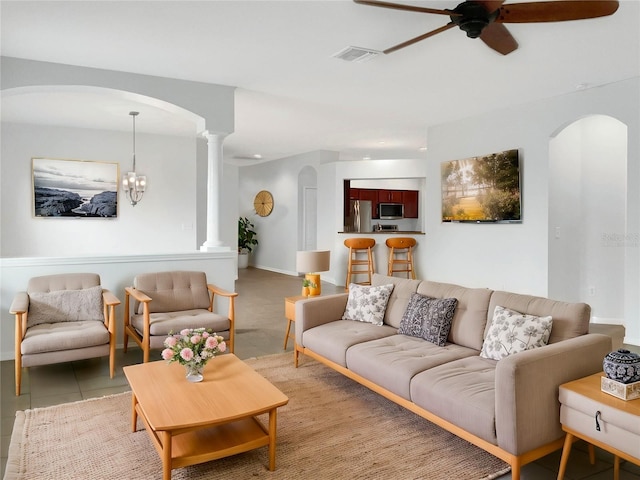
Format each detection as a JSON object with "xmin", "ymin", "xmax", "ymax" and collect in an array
[{"xmin": 5, "ymin": 353, "xmax": 510, "ymax": 480}]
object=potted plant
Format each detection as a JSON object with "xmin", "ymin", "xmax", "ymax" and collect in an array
[
  {"xmin": 301, "ymin": 278, "xmax": 317, "ymax": 297},
  {"xmin": 238, "ymin": 216, "xmax": 258, "ymax": 269}
]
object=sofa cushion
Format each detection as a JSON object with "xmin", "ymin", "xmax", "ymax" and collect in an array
[
  {"xmin": 398, "ymin": 293, "xmax": 457, "ymax": 347},
  {"xmin": 372, "ymin": 274, "xmax": 421, "ymax": 328},
  {"xmin": 342, "ymin": 283, "xmax": 394, "ymax": 326},
  {"xmin": 21, "ymin": 320, "xmax": 110, "ymax": 355},
  {"xmin": 302, "ymin": 320, "xmax": 397, "ymax": 367},
  {"xmin": 410, "ymin": 356, "xmax": 498, "ymax": 445},
  {"xmin": 134, "ymin": 271, "xmax": 211, "ymax": 314},
  {"xmin": 27, "ymin": 286, "xmax": 104, "ymax": 327},
  {"xmin": 346, "ymin": 335, "xmax": 478, "ymax": 400},
  {"xmin": 480, "ymin": 306, "xmax": 553, "ymax": 360},
  {"xmin": 417, "ymin": 281, "xmax": 493, "ymax": 351},
  {"xmin": 131, "ymin": 309, "xmax": 230, "ymax": 336},
  {"xmin": 487, "ymin": 291, "xmax": 589, "ymax": 344}
]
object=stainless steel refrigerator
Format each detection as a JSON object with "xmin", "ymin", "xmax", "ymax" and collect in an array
[{"xmin": 346, "ymin": 200, "xmax": 372, "ymax": 233}]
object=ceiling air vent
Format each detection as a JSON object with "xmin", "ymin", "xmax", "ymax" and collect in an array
[{"xmin": 332, "ymin": 46, "xmax": 381, "ymax": 63}]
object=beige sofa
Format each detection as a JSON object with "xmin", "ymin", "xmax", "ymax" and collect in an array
[{"xmin": 294, "ymin": 273, "xmax": 614, "ymax": 480}]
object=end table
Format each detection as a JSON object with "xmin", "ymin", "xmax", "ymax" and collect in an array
[{"xmin": 558, "ymin": 372, "xmax": 640, "ymax": 480}]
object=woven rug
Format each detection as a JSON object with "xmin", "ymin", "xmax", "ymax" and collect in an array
[{"xmin": 5, "ymin": 353, "xmax": 510, "ymax": 480}]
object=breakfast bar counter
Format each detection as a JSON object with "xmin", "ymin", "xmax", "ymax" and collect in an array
[{"xmin": 338, "ymin": 231, "xmax": 424, "ymax": 234}]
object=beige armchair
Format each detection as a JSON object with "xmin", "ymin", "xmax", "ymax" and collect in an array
[
  {"xmin": 123, "ymin": 271, "xmax": 238, "ymax": 363},
  {"xmin": 10, "ymin": 273, "xmax": 119, "ymax": 396}
]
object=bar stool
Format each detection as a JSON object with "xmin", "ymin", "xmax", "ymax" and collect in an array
[
  {"xmin": 386, "ymin": 237, "xmax": 416, "ymax": 279},
  {"xmin": 344, "ymin": 238, "xmax": 376, "ymax": 287}
]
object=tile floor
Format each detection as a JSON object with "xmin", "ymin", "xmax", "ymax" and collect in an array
[{"xmin": 1, "ymin": 267, "xmax": 639, "ymax": 479}]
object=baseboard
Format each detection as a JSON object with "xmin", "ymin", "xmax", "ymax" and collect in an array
[{"xmin": 590, "ymin": 316, "xmax": 625, "ymax": 325}]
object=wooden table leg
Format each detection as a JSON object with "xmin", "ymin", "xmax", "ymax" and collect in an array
[
  {"xmin": 613, "ymin": 455, "xmax": 620, "ymax": 480},
  {"xmin": 268, "ymin": 408, "xmax": 278, "ymax": 471},
  {"xmin": 162, "ymin": 431, "xmax": 172, "ymax": 480},
  {"xmin": 283, "ymin": 319, "xmax": 292, "ymax": 350},
  {"xmin": 557, "ymin": 433, "xmax": 574, "ymax": 480},
  {"xmin": 131, "ymin": 393, "xmax": 138, "ymax": 432},
  {"xmin": 588, "ymin": 443, "xmax": 596, "ymax": 464}
]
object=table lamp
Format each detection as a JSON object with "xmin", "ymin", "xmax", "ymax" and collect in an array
[{"xmin": 296, "ymin": 250, "xmax": 330, "ymax": 296}]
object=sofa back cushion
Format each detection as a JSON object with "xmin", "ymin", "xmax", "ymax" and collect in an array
[
  {"xmin": 371, "ymin": 274, "xmax": 421, "ymax": 328},
  {"xmin": 26, "ymin": 273, "xmax": 104, "ymax": 328},
  {"xmin": 487, "ymin": 291, "xmax": 591, "ymax": 344},
  {"xmin": 417, "ymin": 281, "xmax": 493, "ymax": 351},
  {"xmin": 28, "ymin": 273, "xmax": 101, "ymax": 293},
  {"xmin": 134, "ymin": 271, "xmax": 211, "ymax": 314}
]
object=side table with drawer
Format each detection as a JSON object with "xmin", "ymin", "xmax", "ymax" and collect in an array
[{"xmin": 558, "ymin": 373, "xmax": 640, "ymax": 480}]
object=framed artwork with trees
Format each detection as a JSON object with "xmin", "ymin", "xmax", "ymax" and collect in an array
[{"xmin": 441, "ymin": 149, "xmax": 521, "ymax": 223}]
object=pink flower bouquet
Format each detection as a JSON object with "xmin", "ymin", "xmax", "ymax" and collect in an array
[{"xmin": 161, "ymin": 327, "xmax": 226, "ymax": 373}]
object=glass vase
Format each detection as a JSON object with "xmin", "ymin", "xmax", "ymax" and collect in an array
[{"xmin": 185, "ymin": 363, "xmax": 204, "ymax": 383}]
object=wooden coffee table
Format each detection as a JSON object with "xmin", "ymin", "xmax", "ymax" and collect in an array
[{"xmin": 123, "ymin": 354, "xmax": 289, "ymax": 480}]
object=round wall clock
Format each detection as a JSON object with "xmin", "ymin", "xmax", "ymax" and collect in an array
[{"xmin": 254, "ymin": 190, "xmax": 274, "ymax": 217}]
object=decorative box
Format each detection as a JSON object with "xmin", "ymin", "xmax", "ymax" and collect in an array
[{"xmin": 601, "ymin": 376, "xmax": 640, "ymax": 401}]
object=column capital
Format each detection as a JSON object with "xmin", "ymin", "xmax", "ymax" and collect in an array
[{"xmin": 200, "ymin": 130, "xmax": 229, "ymax": 141}]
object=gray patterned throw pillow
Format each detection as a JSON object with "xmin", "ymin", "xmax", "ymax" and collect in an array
[
  {"xmin": 398, "ymin": 293, "xmax": 458, "ymax": 346},
  {"xmin": 342, "ymin": 283, "xmax": 394, "ymax": 326},
  {"xmin": 480, "ymin": 305, "xmax": 553, "ymax": 360}
]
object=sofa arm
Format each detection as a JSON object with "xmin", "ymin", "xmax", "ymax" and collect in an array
[
  {"xmin": 494, "ymin": 333, "xmax": 612, "ymax": 455},
  {"xmin": 10, "ymin": 292, "xmax": 29, "ymax": 315},
  {"xmin": 295, "ymin": 293, "xmax": 348, "ymax": 346}
]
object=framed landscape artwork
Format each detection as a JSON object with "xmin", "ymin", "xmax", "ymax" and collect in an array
[
  {"xmin": 441, "ymin": 149, "xmax": 521, "ymax": 223},
  {"xmin": 32, "ymin": 158, "xmax": 119, "ymax": 218}
]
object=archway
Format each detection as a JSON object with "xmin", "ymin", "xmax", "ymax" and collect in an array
[{"xmin": 548, "ymin": 115, "xmax": 627, "ymax": 323}]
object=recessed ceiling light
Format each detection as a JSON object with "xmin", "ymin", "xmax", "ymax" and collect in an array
[
  {"xmin": 575, "ymin": 83, "xmax": 590, "ymax": 90},
  {"xmin": 419, "ymin": 146, "xmax": 427, "ymax": 152},
  {"xmin": 363, "ymin": 155, "xmax": 371, "ymax": 161},
  {"xmin": 252, "ymin": 154, "xmax": 263, "ymax": 159}
]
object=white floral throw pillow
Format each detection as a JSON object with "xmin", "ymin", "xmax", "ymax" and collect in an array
[
  {"xmin": 342, "ymin": 283, "xmax": 394, "ymax": 326},
  {"xmin": 480, "ymin": 305, "xmax": 553, "ymax": 360}
]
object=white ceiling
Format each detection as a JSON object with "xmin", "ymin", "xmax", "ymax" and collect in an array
[{"xmin": 1, "ymin": 1, "xmax": 638, "ymax": 164}]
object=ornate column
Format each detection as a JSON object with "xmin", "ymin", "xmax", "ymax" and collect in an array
[{"xmin": 200, "ymin": 131, "xmax": 230, "ymax": 252}]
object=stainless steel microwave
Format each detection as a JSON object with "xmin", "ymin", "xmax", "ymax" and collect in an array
[{"xmin": 379, "ymin": 203, "xmax": 404, "ymax": 220}]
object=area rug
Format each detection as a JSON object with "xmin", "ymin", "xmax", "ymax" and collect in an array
[{"xmin": 5, "ymin": 353, "xmax": 510, "ymax": 480}]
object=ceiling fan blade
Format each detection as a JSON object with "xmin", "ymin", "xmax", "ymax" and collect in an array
[
  {"xmin": 353, "ymin": 0, "xmax": 457, "ymax": 16},
  {"xmin": 480, "ymin": 22, "xmax": 518, "ymax": 55},
  {"xmin": 383, "ymin": 22, "xmax": 456, "ymax": 54},
  {"xmin": 496, "ymin": 1, "xmax": 619, "ymax": 23}
]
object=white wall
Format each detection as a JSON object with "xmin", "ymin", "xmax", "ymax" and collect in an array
[
  {"xmin": 1, "ymin": 123, "xmax": 199, "ymax": 256},
  {"xmin": 425, "ymin": 78, "xmax": 639, "ymax": 345},
  {"xmin": 238, "ymin": 150, "xmax": 339, "ymax": 275}
]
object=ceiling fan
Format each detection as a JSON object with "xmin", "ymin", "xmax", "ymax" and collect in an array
[{"xmin": 353, "ymin": 0, "xmax": 619, "ymax": 55}]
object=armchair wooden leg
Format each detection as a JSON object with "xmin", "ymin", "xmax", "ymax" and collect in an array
[
  {"xmin": 15, "ymin": 360, "xmax": 22, "ymax": 396},
  {"xmin": 109, "ymin": 346, "xmax": 115, "ymax": 379},
  {"xmin": 123, "ymin": 331, "xmax": 129, "ymax": 353}
]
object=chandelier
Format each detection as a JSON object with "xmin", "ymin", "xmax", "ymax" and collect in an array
[{"xmin": 122, "ymin": 111, "xmax": 147, "ymax": 206}]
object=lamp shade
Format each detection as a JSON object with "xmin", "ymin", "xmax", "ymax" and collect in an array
[{"xmin": 296, "ymin": 250, "xmax": 330, "ymax": 273}]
